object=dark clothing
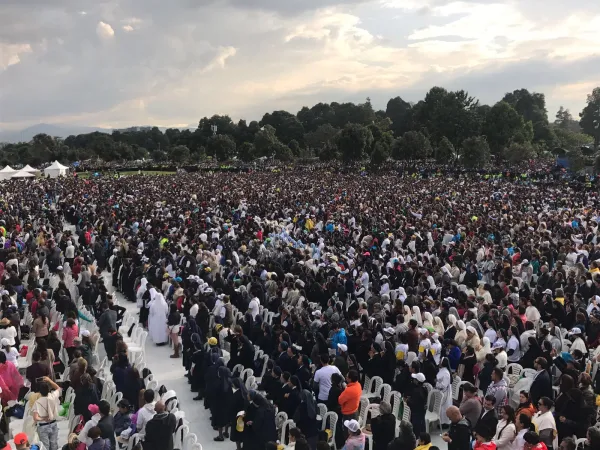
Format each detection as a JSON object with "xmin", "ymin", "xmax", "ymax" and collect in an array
[
  {"xmin": 528, "ymin": 370, "xmax": 553, "ymax": 407},
  {"xmin": 26, "ymin": 362, "xmax": 51, "ymax": 392},
  {"xmin": 114, "ymin": 411, "xmax": 131, "ymax": 435},
  {"xmin": 243, "ymin": 404, "xmax": 277, "ymax": 450},
  {"xmin": 477, "ymin": 409, "xmax": 498, "ymax": 436},
  {"xmin": 98, "ymin": 309, "xmax": 117, "ymax": 338},
  {"xmin": 406, "ymin": 384, "xmax": 427, "ymax": 435},
  {"xmin": 448, "ymin": 417, "xmax": 472, "ymax": 450},
  {"xmin": 97, "ymin": 415, "xmax": 116, "ymax": 450},
  {"xmin": 370, "ymin": 412, "xmax": 396, "ymax": 450},
  {"xmin": 74, "ymin": 385, "xmax": 100, "ymax": 422},
  {"xmin": 229, "ymin": 389, "xmax": 247, "ymax": 443},
  {"xmin": 293, "ymin": 403, "xmax": 319, "ymax": 439},
  {"xmin": 334, "ymin": 355, "xmax": 349, "ymax": 377},
  {"xmin": 103, "ymin": 331, "xmax": 122, "ymax": 360},
  {"xmin": 143, "ymin": 412, "xmax": 177, "ymax": 450}
]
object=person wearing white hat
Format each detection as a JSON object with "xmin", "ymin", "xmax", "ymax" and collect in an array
[
  {"xmin": 465, "ymin": 325, "xmax": 481, "ymax": 351},
  {"xmin": 430, "ymin": 333, "xmax": 442, "ymax": 365},
  {"xmin": 342, "ymin": 419, "xmax": 364, "ymax": 448},
  {"xmin": 1, "ymin": 338, "xmax": 18, "ymax": 367}
]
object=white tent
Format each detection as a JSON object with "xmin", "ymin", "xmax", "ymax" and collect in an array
[
  {"xmin": 11, "ymin": 169, "xmax": 35, "ymax": 179},
  {"xmin": 43, "ymin": 161, "xmax": 69, "ymax": 178},
  {"xmin": 22, "ymin": 164, "xmax": 40, "ymax": 174},
  {"xmin": 0, "ymin": 166, "xmax": 16, "ymax": 181}
]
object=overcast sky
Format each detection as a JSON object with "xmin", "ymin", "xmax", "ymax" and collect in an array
[{"xmin": 1, "ymin": 0, "xmax": 599, "ymax": 131}]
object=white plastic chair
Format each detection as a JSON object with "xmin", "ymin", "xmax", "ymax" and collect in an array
[
  {"xmin": 575, "ymin": 438, "xmax": 587, "ymax": 449},
  {"xmin": 183, "ymin": 433, "xmax": 198, "ymax": 450},
  {"xmin": 322, "ymin": 411, "xmax": 338, "ymax": 449},
  {"xmin": 506, "ymin": 363, "xmax": 523, "ymax": 387},
  {"xmin": 402, "ymin": 402, "xmax": 411, "ymax": 422},
  {"xmin": 240, "ymin": 368, "xmax": 254, "ymax": 383},
  {"xmin": 361, "ymin": 376, "xmax": 383, "ymax": 399},
  {"xmin": 424, "ymin": 390, "xmax": 443, "ymax": 433},
  {"xmin": 317, "ymin": 403, "xmax": 327, "ymax": 421},
  {"xmin": 451, "ymin": 375, "xmax": 462, "ymax": 401},
  {"xmin": 280, "ymin": 419, "xmax": 296, "ymax": 446},
  {"xmin": 357, "ymin": 397, "xmax": 370, "ymax": 427},
  {"xmin": 522, "ymin": 368, "xmax": 537, "ymax": 379},
  {"xmin": 381, "ymin": 383, "xmax": 392, "ymax": 404},
  {"xmin": 390, "ymin": 391, "xmax": 402, "ymax": 420}
]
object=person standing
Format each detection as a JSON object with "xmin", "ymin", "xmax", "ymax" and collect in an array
[
  {"xmin": 143, "ymin": 402, "xmax": 177, "ymax": 450},
  {"xmin": 442, "ymin": 406, "xmax": 472, "ymax": 450},
  {"xmin": 313, "ymin": 355, "xmax": 341, "ymax": 402},
  {"xmin": 338, "ymin": 370, "xmax": 362, "ymax": 422},
  {"xmin": 148, "ymin": 293, "xmax": 169, "ymax": 345},
  {"xmin": 32, "ymin": 377, "xmax": 62, "ymax": 450}
]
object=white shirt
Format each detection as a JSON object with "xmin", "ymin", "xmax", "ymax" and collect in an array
[
  {"xmin": 507, "ymin": 336, "xmax": 521, "ymax": 362},
  {"xmin": 189, "ymin": 304, "xmax": 199, "ymax": 318},
  {"xmin": 248, "ymin": 298, "xmax": 260, "ymax": 319},
  {"xmin": 0, "ymin": 326, "xmax": 17, "ymax": 346},
  {"xmin": 2, "ymin": 347, "xmax": 19, "ymax": 367},
  {"xmin": 313, "ymin": 364, "xmax": 341, "ymax": 401},
  {"xmin": 511, "ymin": 428, "xmax": 527, "ymax": 450},
  {"xmin": 484, "ymin": 328, "xmax": 497, "ymax": 344},
  {"xmin": 65, "ymin": 244, "xmax": 75, "ymax": 259}
]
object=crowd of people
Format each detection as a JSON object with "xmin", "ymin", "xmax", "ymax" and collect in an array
[{"xmin": 0, "ymin": 162, "xmax": 599, "ymax": 450}]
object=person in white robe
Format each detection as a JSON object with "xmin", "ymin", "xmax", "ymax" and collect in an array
[
  {"xmin": 148, "ymin": 293, "xmax": 169, "ymax": 345},
  {"xmin": 436, "ymin": 358, "xmax": 454, "ymax": 425},
  {"xmin": 136, "ymin": 278, "xmax": 148, "ymax": 308}
]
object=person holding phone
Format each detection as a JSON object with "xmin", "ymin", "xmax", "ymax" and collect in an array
[{"xmin": 32, "ymin": 376, "xmax": 62, "ymax": 450}]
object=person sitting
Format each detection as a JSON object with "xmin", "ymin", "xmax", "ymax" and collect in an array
[
  {"xmin": 370, "ymin": 401, "xmax": 396, "ymax": 450},
  {"xmin": 114, "ymin": 399, "xmax": 132, "ymax": 436},
  {"xmin": 87, "ymin": 426, "xmax": 111, "ymax": 450}
]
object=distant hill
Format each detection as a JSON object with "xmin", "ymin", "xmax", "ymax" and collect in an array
[
  {"xmin": 0, "ymin": 124, "xmax": 111, "ymax": 143},
  {"xmin": 0, "ymin": 124, "xmax": 195, "ymax": 143}
]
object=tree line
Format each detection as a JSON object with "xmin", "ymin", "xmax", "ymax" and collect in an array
[{"xmin": 1, "ymin": 86, "xmax": 598, "ymax": 168}]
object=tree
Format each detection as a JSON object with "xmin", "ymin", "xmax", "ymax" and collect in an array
[
  {"xmin": 318, "ymin": 141, "xmax": 339, "ymax": 161},
  {"xmin": 436, "ymin": 136, "xmax": 455, "ymax": 163},
  {"xmin": 502, "ymin": 89, "xmax": 548, "ymax": 128},
  {"xmin": 555, "ymin": 106, "xmax": 577, "ymax": 130},
  {"xmin": 169, "ymin": 145, "xmax": 190, "ymax": 162},
  {"xmin": 553, "ymin": 128, "xmax": 592, "ymax": 152},
  {"xmin": 260, "ymin": 111, "xmax": 305, "ymax": 144},
  {"xmin": 370, "ymin": 141, "xmax": 390, "ymax": 166},
  {"xmin": 483, "ymin": 101, "xmax": 532, "ymax": 155},
  {"xmin": 288, "ymin": 139, "xmax": 300, "ymax": 156},
  {"xmin": 238, "ymin": 142, "xmax": 256, "ymax": 162},
  {"xmin": 579, "ymin": 87, "xmax": 600, "ymax": 149},
  {"xmin": 273, "ymin": 142, "xmax": 294, "ymax": 161},
  {"xmin": 505, "ymin": 142, "xmax": 536, "ymax": 164},
  {"xmin": 207, "ymin": 135, "xmax": 236, "ymax": 161},
  {"xmin": 392, "ymin": 131, "xmax": 432, "ymax": 161},
  {"xmin": 385, "ymin": 96, "xmax": 413, "ymax": 137},
  {"xmin": 460, "ymin": 136, "xmax": 490, "ymax": 167},
  {"xmin": 336, "ymin": 124, "xmax": 373, "ymax": 162},
  {"xmin": 411, "ymin": 87, "xmax": 481, "ymax": 147},
  {"xmin": 568, "ymin": 148, "xmax": 587, "ymax": 172},
  {"xmin": 304, "ymin": 124, "xmax": 339, "ymax": 152},
  {"xmin": 254, "ymin": 125, "xmax": 280, "ymax": 157}
]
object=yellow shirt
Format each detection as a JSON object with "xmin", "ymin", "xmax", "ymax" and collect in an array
[
  {"xmin": 555, "ymin": 297, "xmax": 565, "ymax": 306},
  {"xmin": 415, "ymin": 444, "xmax": 432, "ymax": 450}
]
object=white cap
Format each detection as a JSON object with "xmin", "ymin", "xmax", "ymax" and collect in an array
[
  {"xmin": 337, "ymin": 343, "xmax": 348, "ymax": 352},
  {"xmin": 383, "ymin": 327, "xmax": 395, "ymax": 335},
  {"xmin": 521, "ymin": 259, "xmax": 529, "ymax": 265},
  {"xmin": 543, "ymin": 289, "xmax": 552, "ymax": 295},
  {"xmin": 81, "ymin": 330, "xmax": 91, "ymax": 337},
  {"xmin": 411, "ymin": 373, "xmax": 426, "ymax": 382},
  {"xmin": 343, "ymin": 419, "xmax": 360, "ymax": 433},
  {"xmin": 57, "ymin": 266, "xmax": 63, "ymax": 271},
  {"xmin": 569, "ymin": 327, "xmax": 582, "ymax": 335},
  {"xmin": 312, "ymin": 311, "xmax": 322, "ymax": 318}
]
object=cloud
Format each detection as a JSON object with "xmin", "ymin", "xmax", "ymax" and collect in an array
[
  {"xmin": 96, "ymin": 21, "xmax": 114, "ymax": 39},
  {"xmin": 0, "ymin": 0, "xmax": 598, "ymax": 130}
]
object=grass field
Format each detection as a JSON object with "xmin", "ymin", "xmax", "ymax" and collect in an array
[{"xmin": 76, "ymin": 170, "xmax": 176, "ymax": 179}]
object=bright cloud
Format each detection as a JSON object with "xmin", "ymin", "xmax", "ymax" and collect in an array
[
  {"xmin": 96, "ymin": 21, "xmax": 115, "ymax": 39},
  {"xmin": 0, "ymin": 0, "xmax": 598, "ymax": 130}
]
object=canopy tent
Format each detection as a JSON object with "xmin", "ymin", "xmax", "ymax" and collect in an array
[
  {"xmin": 11, "ymin": 169, "xmax": 35, "ymax": 179},
  {"xmin": 0, "ymin": 166, "xmax": 16, "ymax": 181},
  {"xmin": 43, "ymin": 161, "xmax": 69, "ymax": 178},
  {"xmin": 22, "ymin": 164, "xmax": 40, "ymax": 174}
]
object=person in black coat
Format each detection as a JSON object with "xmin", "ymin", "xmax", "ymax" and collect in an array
[
  {"xmin": 528, "ymin": 357, "xmax": 553, "ymax": 406},
  {"xmin": 370, "ymin": 401, "xmax": 396, "ymax": 450},
  {"xmin": 243, "ymin": 390, "xmax": 277, "ymax": 450},
  {"xmin": 204, "ymin": 354, "xmax": 224, "ymax": 413},
  {"xmin": 282, "ymin": 376, "xmax": 302, "ymax": 417},
  {"xmin": 295, "ymin": 355, "xmax": 312, "ymax": 391},
  {"xmin": 293, "ymin": 390, "xmax": 319, "ymax": 449},
  {"xmin": 276, "ymin": 341, "xmax": 295, "ymax": 374},
  {"xmin": 213, "ymin": 366, "xmax": 234, "ymax": 441},
  {"xmin": 74, "ymin": 374, "xmax": 100, "ymax": 422},
  {"xmin": 229, "ymin": 378, "xmax": 248, "ymax": 450},
  {"xmin": 405, "ymin": 373, "xmax": 427, "ymax": 435}
]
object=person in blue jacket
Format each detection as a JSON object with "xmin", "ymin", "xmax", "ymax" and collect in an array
[
  {"xmin": 446, "ymin": 339, "xmax": 462, "ymax": 372},
  {"xmin": 330, "ymin": 323, "xmax": 347, "ymax": 354}
]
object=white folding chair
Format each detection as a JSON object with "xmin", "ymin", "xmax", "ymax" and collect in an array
[{"xmin": 425, "ymin": 390, "xmax": 443, "ymax": 433}]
